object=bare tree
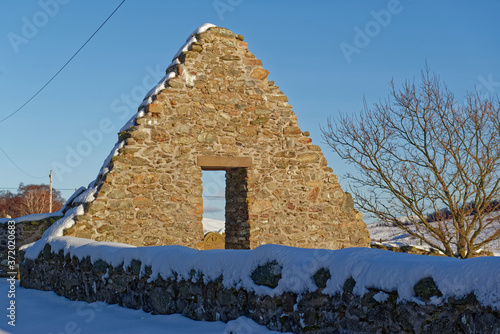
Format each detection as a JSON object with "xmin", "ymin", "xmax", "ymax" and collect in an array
[
  {"xmin": 0, "ymin": 190, "xmax": 22, "ymax": 218},
  {"xmin": 19, "ymin": 184, "xmax": 51, "ymax": 215},
  {"xmin": 0, "ymin": 184, "xmax": 65, "ymax": 218},
  {"xmin": 322, "ymin": 67, "xmax": 500, "ymax": 258}
]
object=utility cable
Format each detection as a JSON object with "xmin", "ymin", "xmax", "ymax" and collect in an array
[
  {"xmin": 0, "ymin": 145, "xmax": 45, "ymax": 179},
  {"xmin": 0, "ymin": 0, "xmax": 126, "ymax": 124}
]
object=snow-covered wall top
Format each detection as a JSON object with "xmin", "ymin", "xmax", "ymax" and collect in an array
[
  {"xmin": 23, "ymin": 236, "xmax": 500, "ymax": 311},
  {"xmin": 0, "ymin": 211, "xmax": 63, "ymax": 225},
  {"xmin": 136, "ymin": 23, "xmax": 216, "ymax": 111}
]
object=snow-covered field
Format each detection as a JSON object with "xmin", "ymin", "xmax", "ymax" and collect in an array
[
  {"xmin": 203, "ymin": 218, "xmax": 225, "ymax": 234},
  {"xmin": 202, "ymin": 217, "xmax": 500, "ymax": 255},
  {"xmin": 367, "ymin": 218, "xmax": 500, "ymax": 255},
  {"xmin": 0, "ymin": 280, "xmax": 283, "ymax": 334}
]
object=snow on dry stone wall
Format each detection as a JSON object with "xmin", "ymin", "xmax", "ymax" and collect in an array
[
  {"xmin": 0, "ymin": 214, "xmax": 62, "ymax": 277},
  {"xmin": 20, "ymin": 241, "xmax": 500, "ymax": 333}
]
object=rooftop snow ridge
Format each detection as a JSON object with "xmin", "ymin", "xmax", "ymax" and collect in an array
[
  {"xmin": 139, "ymin": 23, "xmax": 217, "ymax": 109},
  {"xmin": 20, "ymin": 23, "xmax": 222, "ymax": 257}
]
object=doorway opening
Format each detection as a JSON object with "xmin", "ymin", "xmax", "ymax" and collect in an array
[
  {"xmin": 201, "ymin": 170, "xmax": 226, "ymax": 234},
  {"xmin": 199, "ymin": 156, "xmax": 251, "ymax": 250}
]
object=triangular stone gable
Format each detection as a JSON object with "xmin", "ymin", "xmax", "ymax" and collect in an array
[{"xmin": 64, "ymin": 24, "xmax": 370, "ymax": 249}]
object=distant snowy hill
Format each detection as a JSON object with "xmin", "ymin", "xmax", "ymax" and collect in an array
[
  {"xmin": 202, "ymin": 218, "xmax": 225, "ymax": 234},
  {"xmin": 201, "ymin": 217, "xmax": 500, "ymax": 255},
  {"xmin": 367, "ymin": 218, "xmax": 500, "ymax": 255}
]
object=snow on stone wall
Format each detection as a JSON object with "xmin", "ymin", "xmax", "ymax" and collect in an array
[{"xmin": 20, "ymin": 237, "xmax": 500, "ymax": 333}]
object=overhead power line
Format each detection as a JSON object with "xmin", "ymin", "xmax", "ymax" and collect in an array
[
  {"xmin": 0, "ymin": 145, "xmax": 45, "ymax": 179},
  {"xmin": 0, "ymin": 0, "xmax": 126, "ymax": 124}
]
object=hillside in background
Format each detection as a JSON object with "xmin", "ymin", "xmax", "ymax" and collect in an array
[
  {"xmin": 202, "ymin": 218, "xmax": 500, "ymax": 256},
  {"xmin": 367, "ymin": 217, "xmax": 500, "ymax": 256}
]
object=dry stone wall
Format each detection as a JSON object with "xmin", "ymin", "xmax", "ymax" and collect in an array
[
  {"xmin": 20, "ymin": 245, "xmax": 500, "ymax": 334},
  {"xmin": 64, "ymin": 26, "xmax": 370, "ymax": 250},
  {"xmin": 0, "ymin": 216, "xmax": 60, "ymax": 277}
]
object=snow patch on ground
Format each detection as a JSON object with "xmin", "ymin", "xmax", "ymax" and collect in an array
[
  {"xmin": 224, "ymin": 316, "xmax": 280, "ymax": 334},
  {"xmin": 0, "ymin": 281, "xmax": 285, "ymax": 334}
]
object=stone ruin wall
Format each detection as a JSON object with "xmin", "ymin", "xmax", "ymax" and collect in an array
[{"xmin": 64, "ymin": 27, "xmax": 370, "ymax": 250}]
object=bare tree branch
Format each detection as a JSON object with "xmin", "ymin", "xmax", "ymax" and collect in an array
[{"xmin": 322, "ymin": 67, "xmax": 500, "ymax": 258}]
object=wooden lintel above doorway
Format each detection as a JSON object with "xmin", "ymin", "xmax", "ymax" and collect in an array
[{"xmin": 197, "ymin": 156, "xmax": 253, "ymax": 170}]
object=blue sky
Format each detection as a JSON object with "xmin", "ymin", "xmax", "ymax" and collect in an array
[{"xmin": 1, "ymin": 0, "xmax": 499, "ymax": 221}]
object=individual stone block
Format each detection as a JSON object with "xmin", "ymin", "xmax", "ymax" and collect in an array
[
  {"xmin": 251, "ymin": 260, "xmax": 282, "ymax": 288},
  {"xmin": 414, "ymin": 277, "xmax": 442, "ymax": 301},
  {"xmin": 313, "ymin": 268, "xmax": 331, "ymax": 289},
  {"xmin": 250, "ymin": 68, "xmax": 269, "ymax": 80}
]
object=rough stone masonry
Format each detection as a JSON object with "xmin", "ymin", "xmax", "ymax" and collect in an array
[
  {"xmin": 20, "ymin": 245, "xmax": 500, "ymax": 334},
  {"xmin": 64, "ymin": 26, "xmax": 371, "ymax": 250}
]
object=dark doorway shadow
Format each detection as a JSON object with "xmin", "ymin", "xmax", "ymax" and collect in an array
[{"xmin": 225, "ymin": 168, "xmax": 250, "ymax": 249}]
